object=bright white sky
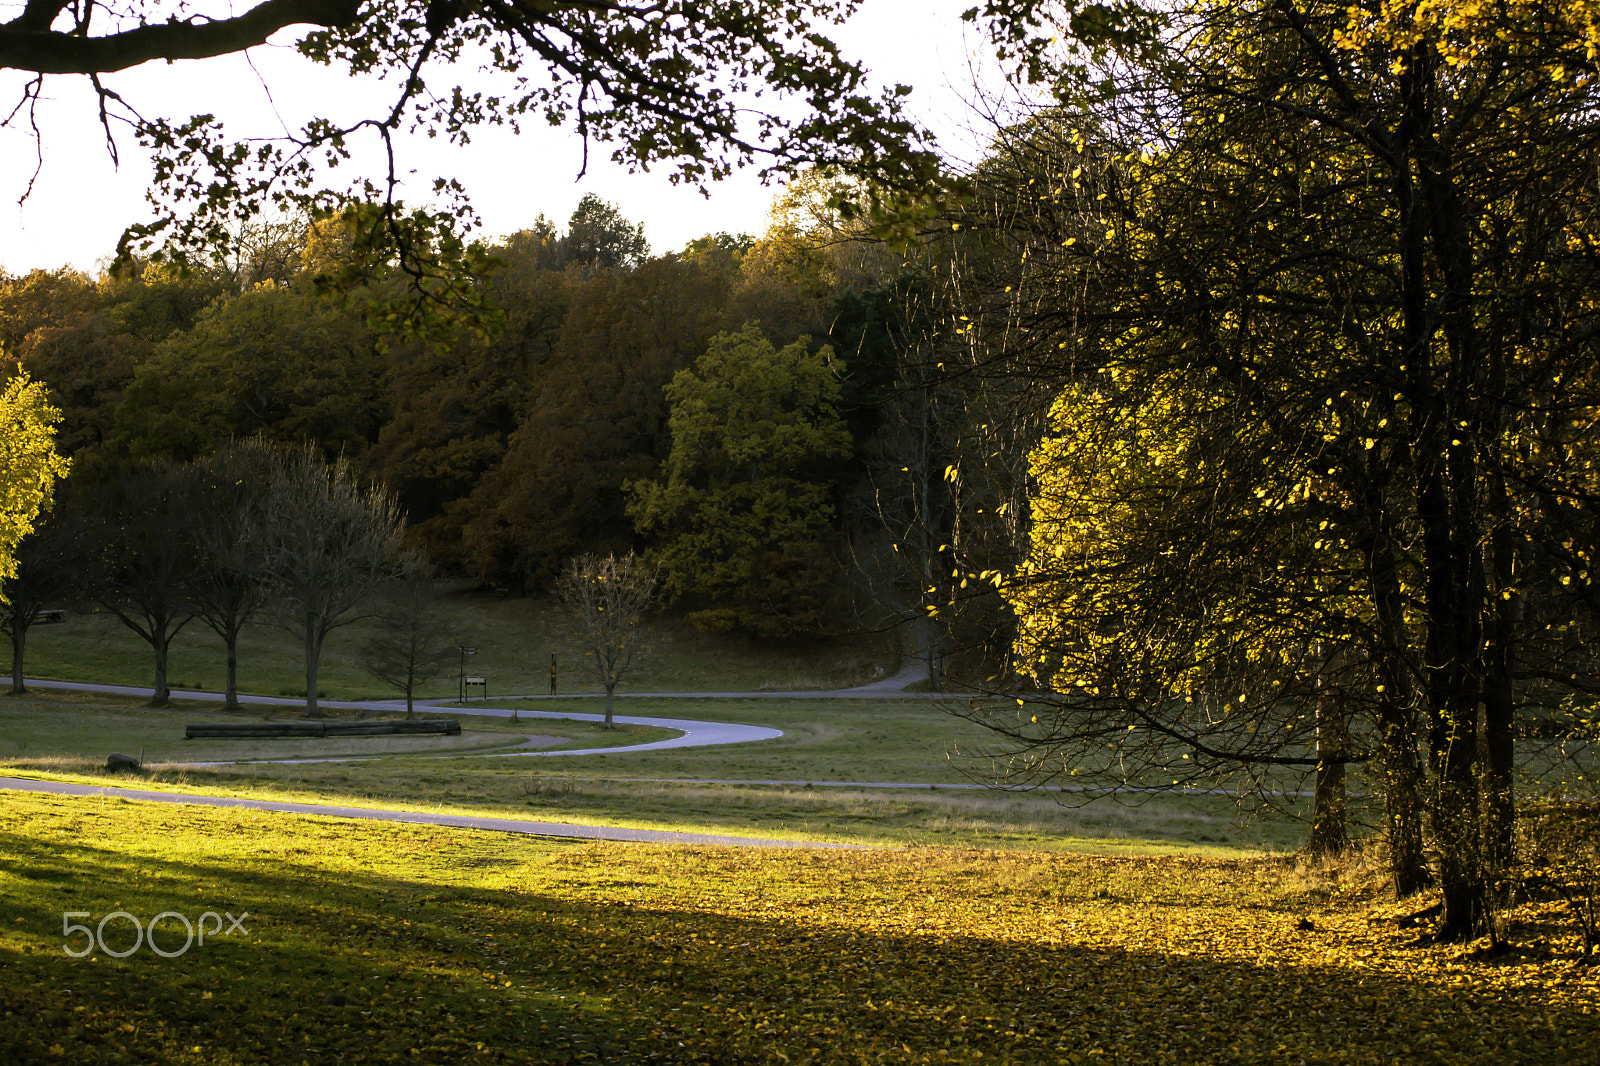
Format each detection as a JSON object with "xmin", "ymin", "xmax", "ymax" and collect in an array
[{"xmin": 0, "ymin": 0, "xmax": 1014, "ymax": 275}]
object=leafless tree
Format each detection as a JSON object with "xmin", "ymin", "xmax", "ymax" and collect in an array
[
  {"xmin": 360, "ymin": 552, "xmax": 458, "ymax": 718},
  {"xmin": 265, "ymin": 445, "xmax": 404, "ymax": 718},
  {"xmin": 1, "ymin": 503, "xmax": 81, "ymax": 694},
  {"xmin": 79, "ymin": 462, "xmax": 199, "ymax": 707},
  {"xmin": 187, "ymin": 438, "xmax": 282, "ymax": 711},
  {"xmin": 555, "ymin": 552, "xmax": 657, "ymax": 729}
]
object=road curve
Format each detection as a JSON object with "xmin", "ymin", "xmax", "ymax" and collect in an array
[
  {"xmin": 0, "ymin": 678, "xmax": 909, "ymax": 847},
  {"xmin": 0, "ymin": 776, "xmax": 864, "ymax": 848},
  {"xmin": 20, "ymin": 678, "xmax": 785, "ymax": 759}
]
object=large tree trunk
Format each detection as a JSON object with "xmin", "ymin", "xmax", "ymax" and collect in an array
[
  {"xmin": 1481, "ymin": 508, "xmax": 1520, "ymax": 900},
  {"xmin": 603, "ymin": 682, "xmax": 616, "ymax": 730},
  {"xmin": 1378, "ymin": 698, "xmax": 1430, "ymax": 895},
  {"xmin": 224, "ymin": 626, "xmax": 241, "ymax": 712},
  {"xmin": 1365, "ymin": 498, "xmax": 1430, "ymax": 893},
  {"xmin": 151, "ymin": 631, "xmax": 171, "ymax": 707}
]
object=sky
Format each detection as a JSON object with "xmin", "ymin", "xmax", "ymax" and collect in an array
[{"xmin": 0, "ymin": 0, "xmax": 1013, "ymax": 276}]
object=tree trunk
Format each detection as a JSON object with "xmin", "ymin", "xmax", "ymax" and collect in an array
[
  {"xmin": 1432, "ymin": 770, "xmax": 1488, "ymax": 943},
  {"xmin": 10, "ymin": 620, "xmax": 26, "ymax": 695},
  {"xmin": 303, "ymin": 618, "xmax": 322, "ymax": 718},
  {"xmin": 1481, "ymin": 456, "xmax": 1520, "ymax": 903},
  {"xmin": 151, "ymin": 632, "xmax": 171, "ymax": 707},
  {"xmin": 603, "ymin": 682, "xmax": 616, "ymax": 729},
  {"xmin": 1378, "ymin": 698, "xmax": 1430, "ymax": 895},
  {"xmin": 1308, "ymin": 691, "xmax": 1349, "ymax": 859},
  {"xmin": 1366, "ymin": 507, "xmax": 1430, "ymax": 893},
  {"xmin": 224, "ymin": 629, "xmax": 241, "ymax": 712}
]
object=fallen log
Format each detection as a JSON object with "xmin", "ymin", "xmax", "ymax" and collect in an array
[{"xmin": 185, "ymin": 720, "xmax": 462, "ymax": 739}]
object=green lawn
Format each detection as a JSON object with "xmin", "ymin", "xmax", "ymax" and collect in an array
[
  {"xmin": 3, "ymin": 630, "xmax": 1597, "ymax": 1064},
  {"xmin": 21, "ymin": 590, "xmax": 898, "ymax": 700},
  {"xmin": 0, "ymin": 692, "xmax": 1306, "ymax": 852}
]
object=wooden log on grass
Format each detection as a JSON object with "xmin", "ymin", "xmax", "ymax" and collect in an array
[{"xmin": 186, "ymin": 720, "xmax": 461, "ymax": 739}]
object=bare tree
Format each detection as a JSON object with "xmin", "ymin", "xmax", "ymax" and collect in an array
[
  {"xmin": 81, "ymin": 462, "xmax": 198, "ymax": 706},
  {"xmin": 265, "ymin": 445, "xmax": 404, "ymax": 718},
  {"xmin": 555, "ymin": 552, "xmax": 657, "ymax": 729},
  {"xmin": 187, "ymin": 439, "xmax": 281, "ymax": 711},
  {"xmin": 1, "ymin": 504, "xmax": 81, "ymax": 695},
  {"xmin": 360, "ymin": 552, "xmax": 458, "ymax": 718}
]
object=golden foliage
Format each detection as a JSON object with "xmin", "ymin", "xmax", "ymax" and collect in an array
[{"xmin": 0, "ymin": 371, "xmax": 69, "ymax": 588}]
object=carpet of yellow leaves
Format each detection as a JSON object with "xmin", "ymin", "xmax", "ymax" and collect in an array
[{"xmin": 0, "ymin": 793, "xmax": 1596, "ymax": 1064}]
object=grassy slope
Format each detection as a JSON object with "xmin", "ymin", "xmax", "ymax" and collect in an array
[
  {"xmin": 22, "ymin": 589, "xmax": 899, "ymax": 700},
  {"xmin": 1, "ymin": 791, "xmax": 1596, "ymax": 1065}
]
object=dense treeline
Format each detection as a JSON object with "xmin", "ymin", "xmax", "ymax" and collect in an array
[{"xmin": 0, "ymin": 186, "xmax": 1000, "ymax": 651}]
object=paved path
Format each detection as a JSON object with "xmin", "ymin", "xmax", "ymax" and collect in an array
[
  {"xmin": 7, "ymin": 678, "xmax": 896, "ymax": 846},
  {"xmin": 0, "ymin": 775, "xmax": 864, "ymax": 847},
  {"xmin": 22, "ymin": 678, "xmax": 787, "ymax": 761}
]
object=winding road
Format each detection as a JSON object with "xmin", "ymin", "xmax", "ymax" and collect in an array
[{"xmin": 3, "ymin": 669, "xmax": 944, "ymax": 846}]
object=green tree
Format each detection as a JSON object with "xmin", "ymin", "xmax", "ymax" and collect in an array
[
  {"xmin": 106, "ymin": 285, "xmax": 381, "ymax": 463},
  {"xmin": 1, "ymin": 267, "xmax": 226, "ymax": 468},
  {"xmin": 559, "ymin": 195, "xmax": 649, "ymax": 273},
  {"xmin": 366, "ymin": 252, "xmax": 574, "ymax": 569},
  {"xmin": 996, "ymin": 375, "xmax": 1370, "ymax": 850},
  {"xmin": 462, "ymin": 252, "xmax": 734, "ymax": 590},
  {"xmin": 0, "ymin": 373, "xmax": 70, "ymax": 582},
  {"xmin": 0, "ymin": 268, "xmax": 101, "ymax": 352},
  {"xmin": 628, "ymin": 322, "xmax": 853, "ymax": 637},
  {"xmin": 0, "ymin": 373, "xmax": 72, "ymax": 693}
]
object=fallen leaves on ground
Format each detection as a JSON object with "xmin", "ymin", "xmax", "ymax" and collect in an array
[{"xmin": 0, "ymin": 793, "xmax": 1596, "ymax": 1064}]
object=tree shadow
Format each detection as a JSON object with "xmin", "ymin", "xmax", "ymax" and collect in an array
[{"xmin": 0, "ymin": 820, "xmax": 1596, "ymax": 1065}]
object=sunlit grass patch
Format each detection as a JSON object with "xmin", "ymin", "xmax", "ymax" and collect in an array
[{"xmin": 1, "ymin": 791, "xmax": 1597, "ymax": 1065}]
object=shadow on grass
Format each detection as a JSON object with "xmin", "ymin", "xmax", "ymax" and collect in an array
[{"xmin": 1, "ymin": 814, "xmax": 1596, "ymax": 1065}]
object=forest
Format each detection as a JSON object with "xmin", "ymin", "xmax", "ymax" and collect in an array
[{"xmin": 0, "ymin": 179, "xmax": 990, "ymax": 647}]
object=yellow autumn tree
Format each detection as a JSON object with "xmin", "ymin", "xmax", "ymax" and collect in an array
[
  {"xmin": 0, "ymin": 371, "xmax": 70, "ymax": 588},
  {"xmin": 999, "ymin": 370, "xmax": 1380, "ymax": 841}
]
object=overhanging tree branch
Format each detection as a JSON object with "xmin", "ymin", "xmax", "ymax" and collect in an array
[{"xmin": 0, "ymin": 0, "xmax": 362, "ymax": 74}]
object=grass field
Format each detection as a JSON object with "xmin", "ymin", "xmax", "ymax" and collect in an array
[
  {"xmin": 2, "ymin": 791, "xmax": 1598, "ymax": 1065},
  {"xmin": 21, "ymin": 591, "xmax": 900, "ymax": 700},
  {"xmin": 4, "ymin": 603, "xmax": 1600, "ymax": 1063},
  {"xmin": 0, "ymin": 692, "xmax": 1308, "ymax": 852}
]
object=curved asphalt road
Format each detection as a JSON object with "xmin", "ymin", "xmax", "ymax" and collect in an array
[
  {"xmin": 0, "ymin": 775, "xmax": 864, "ymax": 848},
  {"xmin": 18, "ymin": 677, "xmax": 787, "ymax": 758},
  {"xmin": 4, "ymin": 675, "xmax": 927, "ymax": 846}
]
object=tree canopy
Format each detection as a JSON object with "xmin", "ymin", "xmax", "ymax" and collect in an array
[
  {"xmin": 0, "ymin": 373, "xmax": 69, "ymax": 586},
  {"xmin": 0, "ymin": 0, "xmax": 957, "ymax": 296},
  {"xmin": 948, "ymin": 0, "xmax": 1600, "ymax": 941},
  {"xmin": 628, "ymin": 322, "xmax": 854, "ymax": 637}
]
